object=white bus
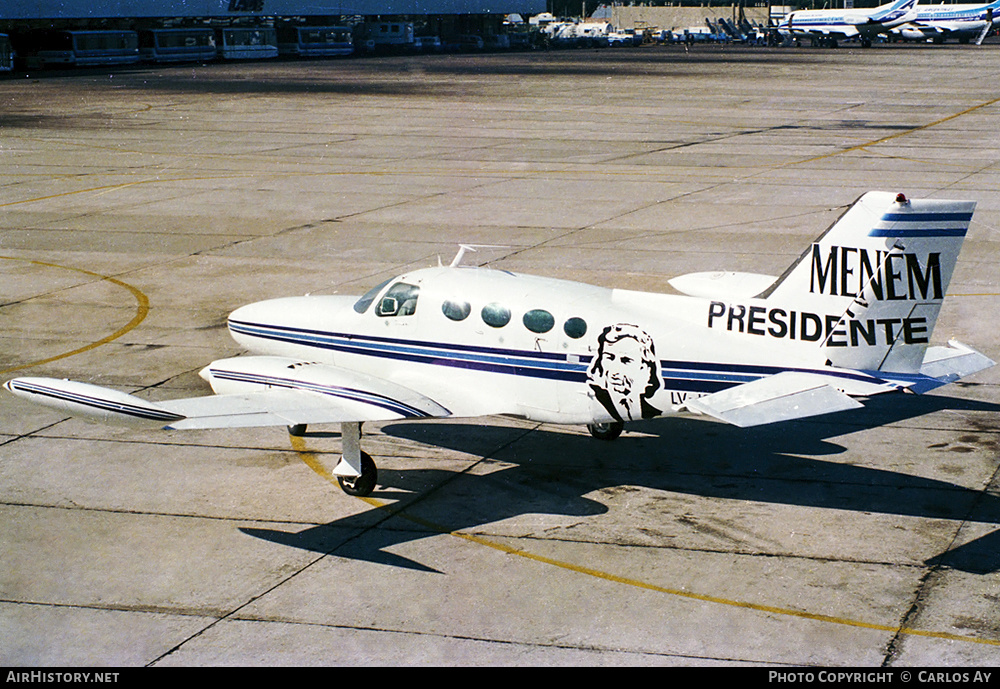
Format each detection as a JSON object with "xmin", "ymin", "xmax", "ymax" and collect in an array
[
  {"xmin": 139, "ymin": 28, "xmax": 216, "ymax": 63},
  {"xmin": 215, "ymin": 27, "xmax": 278, "ymax": 60},
  {"xmin": 277, "ymin": 25, "xmax": 353, "ymax": 57},
  {"xmin": 19, "ymin": 30, "xmax": 139, "ymax": 69}
]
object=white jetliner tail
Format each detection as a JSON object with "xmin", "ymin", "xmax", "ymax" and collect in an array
[
  {"xmin": 872, "ymin": 0, "xmax": 919, "ymax": 24},
  {"xmin": 759, "ymin": 191, "xmax": 976, "ymax": 374}
]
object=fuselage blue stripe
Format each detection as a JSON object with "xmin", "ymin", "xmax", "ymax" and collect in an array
[
  {"xmin": 229, "ymin": 320, "xmax": 588, "ymax": 381},
  {"xmin": 229, "ymin": 320, "xmax": 901, "ymax": 396}
]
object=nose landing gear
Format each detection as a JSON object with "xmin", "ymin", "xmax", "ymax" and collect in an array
[
  {"xmin": 337, "ymin": 451, "xmax": 378, "ymax": 496},
  {"xmin": 289, "ymin": 421, "xmax": 380, "ymax": 497}
]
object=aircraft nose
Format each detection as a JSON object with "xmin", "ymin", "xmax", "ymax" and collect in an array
[
  {"xmin": 228, "ymin": 300, "xmax": 271, "ymax": 330},
  {"xmin": 226, "ymin": 298, "xmax": 292, "ymax": 343},
  {"xmin": 226, "ymin": 294, "xmax": 359, "ymax": 349},
  {"xmin": 228, "ymin": 300, "xmax": 269, "ymax": 325}
]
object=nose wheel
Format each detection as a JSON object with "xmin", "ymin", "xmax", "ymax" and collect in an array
[
  {"xmin": 330, "ymin": 421, "xmax": 379, "ymax": 497},
  {"xmin": 337, "ymin": 451, "xmax": 378, "ymax": 497}
]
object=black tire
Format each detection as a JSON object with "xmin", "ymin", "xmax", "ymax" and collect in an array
[
  {"xmin": 588, "ymin": 421, "xmax": 624, "ymax": 441},
  {"xmin": 337, "ymin": 451, "xmax": 378, "ymax": 497}
]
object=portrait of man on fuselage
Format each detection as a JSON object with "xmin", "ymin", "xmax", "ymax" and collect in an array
[{"xmin": 587, "ymin": 323, "xmax": 662, "ymax": 422}]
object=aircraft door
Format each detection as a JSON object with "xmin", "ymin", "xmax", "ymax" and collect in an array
[{"xmin": 554, "ymin": 312, "xmax": 598, "ymax": 420}]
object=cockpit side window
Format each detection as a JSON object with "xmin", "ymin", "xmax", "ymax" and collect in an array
[
  {"xmin": 354, "ymin": 278, "xmax": 394, "ymax": 314},
  {"xmin": 376, "ymin": 282, "xmax": 420, "ymax": 317}
]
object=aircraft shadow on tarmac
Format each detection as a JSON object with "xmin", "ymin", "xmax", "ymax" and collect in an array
[{"xmin": 241, "ymin": 390, "xmax": 1000, "ymax": 574}]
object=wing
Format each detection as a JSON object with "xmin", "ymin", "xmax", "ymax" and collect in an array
[
  {"xmin": 792, "ymin": 25, "xmax": 860, "ymax": 39},
  {"xmin": 5, "ymin": 356, "xmax": 453, "ymax": 431}
]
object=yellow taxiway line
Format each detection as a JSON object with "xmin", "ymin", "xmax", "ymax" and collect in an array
[
  {"xmin": 0, "ymin": 256, "xmax": 150, "ymax": 376},
  {"xmin": 290, "ymin": 434, "xmax": 1000, "ymax": 649}
]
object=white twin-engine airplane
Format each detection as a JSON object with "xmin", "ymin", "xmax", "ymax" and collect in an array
[
  {"xmin": 777, "ymin": 0, "xmax": 919, "ymax": 47},
  {"xmin": 5, "ymin": 191, "xmax": 995, "ymax": 497}
]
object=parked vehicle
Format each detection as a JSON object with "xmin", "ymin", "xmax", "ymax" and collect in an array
[
  {"xmin": 139, "ymin": 28, "xmax": 216, "ymax": 63},
  {"xmin": 411, "ymin": 35, "xmax": 442, "ymax": 52},
  {"xmin": 215, "ymin": 27, "xmax": 278, "ymax": 60},
  {"xmin": 441, "ymin": 34, "xmax": 484, "ymax": 51},
  {"xmin": 17, "ymin": 30, "xmax": 139, "ymax": 69},
  {"xmin": 277, "ymin": 25, "xmax": 353, "ymax": 57},
  {"xmin": 0, "ymin": 33, "xmax": 13, "ymax": 72},
  {"xmin": 356, "ymin": 21, "xmax": 415, "ymax": 52}
]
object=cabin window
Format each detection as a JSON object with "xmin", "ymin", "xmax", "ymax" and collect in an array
[
  {"xmin": 564, "ymin": 317, "xmax": 587, "ymax": 339},
  {"xmin": 442, "ymin": 300, "xmax": 471, "ymax": 321},
  {"xmin": 376, "ymin": 282, "xmax": 420, "ymax": 317},
  {"xmin": 353, "ymin": 278, "xmax": 394, "ymax": 314},
  {"xmin": 523, "ymin": 309, "xmax": 554, "ymax": 334},
  {"xmin": 481, "ymin": 302, "xmax": 511, "ymax": 328}
]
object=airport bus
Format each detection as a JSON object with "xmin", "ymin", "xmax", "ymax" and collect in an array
[
  {"xmin": 139, "ymin": 28, "xmax": 216, "ymax": 63},
  {"xmin": 0, "ymin": 34, "xmax": 13, "ymax": 72},
  {"xmin": 215, "ymin": 27, "xmax": 278, "ymax": 60},
  {"xmin": 276, "ymin": 25, "xmax": 353, "ymax": 57},
  {"xmin": 17, "ymin": 30, "xmax": 140, "ymax": 69}
]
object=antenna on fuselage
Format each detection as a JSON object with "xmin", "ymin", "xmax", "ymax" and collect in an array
[
  {"xmin": 449, "ymin": 244, "xmax": 510, "ymax": 268},
  {"xmin": 450, "ymin": 244, "xmax": 476, "ymax": 267}
]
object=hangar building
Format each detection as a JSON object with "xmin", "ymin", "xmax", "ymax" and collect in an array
[{"xmin": 0, "ymin": 0, "xmax": 546, "ymax": 67}]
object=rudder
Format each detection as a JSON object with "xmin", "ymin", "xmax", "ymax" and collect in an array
[{"xmin": 759, "ymin": 191, "xmax": 975, "ymax": 373}]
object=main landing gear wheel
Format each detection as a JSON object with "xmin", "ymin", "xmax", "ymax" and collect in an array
[
  {"xmin": 337, "ymin": 451, "xmax": 378, "ymax": 497},
  {"xmin": 587, "ymin": 421, "xmax": 624, "ymax": 441}
]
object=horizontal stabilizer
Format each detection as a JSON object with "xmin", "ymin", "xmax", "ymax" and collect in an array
[
  {"xmin": 909, "ymin": 340, "xmax": 995, "ymax": 394},
  {"xmin": 682, "ymin": 371, "xmax": 863, "ymax": 427}
]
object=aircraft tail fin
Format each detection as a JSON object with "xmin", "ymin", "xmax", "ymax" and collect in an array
[
  {"xmin": 876, "ymin": 0, "xmax": 918, "ymax": 21},
  {"xmin": 758, "ymin": 191, "xmax": 976, "ymax": 374}
]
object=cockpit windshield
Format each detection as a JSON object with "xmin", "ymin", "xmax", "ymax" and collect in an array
[{"xmin": 353, "ymin": 278, "xmax": 394, "ymax": 314}]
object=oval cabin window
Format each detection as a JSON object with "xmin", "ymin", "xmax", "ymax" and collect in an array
[
  {"xmin": 442, "ymin": 300, "xmax": 471, "ymax": 321},
  {"xmin": 563, "ymin": 317, "xmax": 587, "ymax": 339},
  {"xmin": 481, "ymin": 303, "xmax": 511, "ymax": 328},
  {"xmin": 523, "ymin": 309, "xmax": 555, "ymax": 334}
]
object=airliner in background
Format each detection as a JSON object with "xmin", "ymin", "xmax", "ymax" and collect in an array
[
  {"xmin": 890, "ymin": 0, "xmax": 999, "ymax": 44},
  {"xmin": 778, "ymin": 0, "xmax": 919, "ymax": 46}
]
